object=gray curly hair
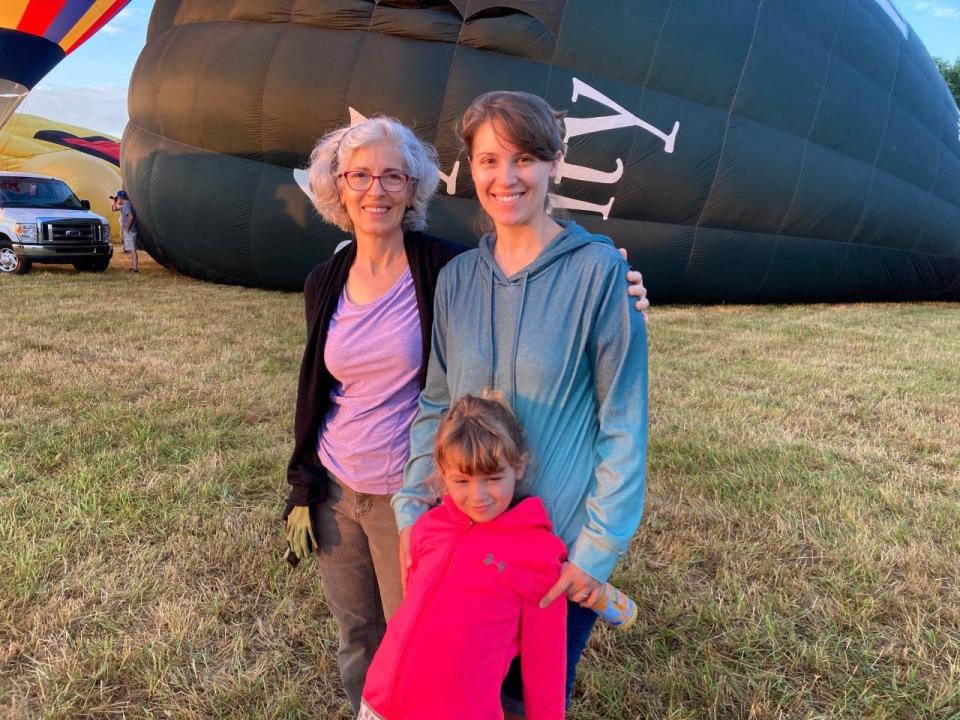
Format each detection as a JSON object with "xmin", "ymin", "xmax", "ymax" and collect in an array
[{"xmin": 307, "ymin": 116, "xmax": 441, "ymax": 233}]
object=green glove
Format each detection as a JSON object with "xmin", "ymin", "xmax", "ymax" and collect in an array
[{"xmin": 285, "ymin": 505, "xmax": 318, "ymax": 562}]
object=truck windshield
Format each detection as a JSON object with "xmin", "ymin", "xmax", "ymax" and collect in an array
[{"xmin": 0, "ymin": 177, "xmax": 84, "ymax": 210}]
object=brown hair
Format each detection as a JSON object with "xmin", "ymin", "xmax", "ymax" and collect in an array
[
  {"xmin": 434, "ymin": 391, "xmax": 528, "ymax": 480},
  {"xmin": 459, "ymin": 90, "xmax": 566, "ymax": 162}
]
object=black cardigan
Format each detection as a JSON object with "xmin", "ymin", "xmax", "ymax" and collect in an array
[{"xmin": 283, "ymin": 230, "xmax": 466, "ymax": 518}]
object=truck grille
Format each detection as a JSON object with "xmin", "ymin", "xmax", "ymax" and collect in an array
[{"xmin": 41, "ymin": 220, "xmax": 103, "ymax": 245}]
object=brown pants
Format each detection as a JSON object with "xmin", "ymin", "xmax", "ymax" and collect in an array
[{"xmin": 315, "ymin": 476, "xmax": 403, "ymax": 714}]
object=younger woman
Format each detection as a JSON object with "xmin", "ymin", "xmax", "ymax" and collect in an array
[
  {"xmin": 361, "ymin": 393, "xmax": 567, "ymax": 720},
  {"xmin": 395, "ymin": 90, "xmax": 649, "ymax": 717}
]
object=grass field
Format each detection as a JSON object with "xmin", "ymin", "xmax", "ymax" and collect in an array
[{"xmin": 1, "ymin": 261, "xmax": 959, "ymax": 719}]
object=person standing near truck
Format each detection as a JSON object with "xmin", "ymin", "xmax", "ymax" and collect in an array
[{"xmin": 111, "ymin": 190, "xmax": 138, "ymax": 273}]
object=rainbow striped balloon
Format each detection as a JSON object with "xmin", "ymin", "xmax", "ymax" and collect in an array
[{"xmin": 0, "ymin": 0, "xmax": 132, "ymax": 127}]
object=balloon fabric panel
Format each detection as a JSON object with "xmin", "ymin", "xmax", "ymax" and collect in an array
[
  {"xmin": 645, "ymin": 1, "xmax": 757, "ymax": 113},
  {"xmin": 915, "ymin": 203, "xmax": 960, "ymax": 257},
  {"xmin": 699, "ymin": 117, "xmax": 804, "ymax": 234},
  {"xmin": 933, "ymin": 144, "xmax": 960, "ymax": 206},
  {"xmin": 347, "ymin": 32, "xmax": 456, "ymax": 136},
  {"xmin": 260, "ymin": 28, "xmax": 363, "ymax": 168},
  {"xmin": 43, "ymin": 0, "xmax": 99, "ymax": 47},
  {"xmin": 878, "ymin": 102, "xmax": 938, "ymax": 191},
  {"xmin": 780, "ymin": 141, "xmax": 872, "ymax": 242},
  {"xmin": 369, "ymin": 6, "xmax": 462, "ymax": 43},
  {"xmin": 0, "ymin": 1, "xmax": 32, "ymax": 28},
  {"xmin": 0, "ymin": 0, "xmax": 133, "ymax": 53},
  {"xmin": 755, "ymin": 234, "xmax": 849, "ymax": 301},
  {"xmin": 13, "ymin": 1, "xmax": 66, "ymax": 36},
  {"xmin": 459, "ymin": 13, "xmax": 554, "ymax": 62},
  {"xmin": 452, "ymin": 1, "xmax": 564, "ymax": 36},
  {"xmin": 122, "ymin": 123, "xmax": 331, "ymax": 287},
  {"xmin": 0, "ymin": 28, "xmax": 64, "ymax": 89},
  {"xmin": 731, "ymin": 7, "xmax": 835, "ymax": 139},
  {"xmin": 62, "ymin": 0, "xmax": 132, "ymax": 54},
  {"xmin": 553, "ymin": 0, "xmax": 667, "ymax": 85}
]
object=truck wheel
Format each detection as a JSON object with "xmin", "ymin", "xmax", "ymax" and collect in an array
[
  {"xmin": 0, "ymin": 246, "xmax": 30, "ymax": 275},
  {"xmin": 74, "ymin": 258, "xmax": 110, "ymax": 272}
]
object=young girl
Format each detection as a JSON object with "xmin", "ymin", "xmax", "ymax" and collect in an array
[{"xmin": 360, "ymin": 392, "xmax": 567, "ymax": 720}]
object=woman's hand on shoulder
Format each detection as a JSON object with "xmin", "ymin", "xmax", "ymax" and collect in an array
[
  {"xmin": 618, "ymin": 248, "xmax": 650, "ymax": 317},
  {"xmin": 538, "ymin": 561, "xmax": 604, "ymax": 610}
]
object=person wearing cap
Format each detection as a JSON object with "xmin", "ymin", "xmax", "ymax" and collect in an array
[{"xmin": 111, "ymin": 190, "xmax": 139, "ymax": 273}]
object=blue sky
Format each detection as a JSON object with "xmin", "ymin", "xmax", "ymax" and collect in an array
[
  {"xmin": 901, "ymin": 1, "xmax": 960, "ymax": 60},
  {"xmin": 18, "ymin": 0, "xmax": 960, "ymax": 139}
]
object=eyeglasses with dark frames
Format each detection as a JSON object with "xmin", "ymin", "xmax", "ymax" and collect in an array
[{"xmin": 338, "ymin": 170, "xmax": 416, "ymax": 193}]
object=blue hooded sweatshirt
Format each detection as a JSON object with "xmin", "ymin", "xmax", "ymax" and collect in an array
[{"xmin": 394, "ymin": 221, "xmax": 648, "ymax": 582}]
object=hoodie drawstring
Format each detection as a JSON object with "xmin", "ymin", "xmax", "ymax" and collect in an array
[
  {"xmin": 487, "ymin": 265, "xmax": 530, "ymax": 407},
  {"xmin": 487, "ymin": 266, "xmax": 496, "ymax": 390},
  {"xmin": 510, "ymin": 271, "xmax": 529, "ymax": 406}
]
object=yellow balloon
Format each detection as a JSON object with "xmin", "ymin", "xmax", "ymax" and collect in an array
[{"xmin": 0, "ymin": 113, "xmax": 123, "ymax": 240}]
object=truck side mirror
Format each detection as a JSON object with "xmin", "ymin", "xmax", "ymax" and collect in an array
[{"xmin": 80, "ymin": 199, "xmax": 91, "ymax": 210}]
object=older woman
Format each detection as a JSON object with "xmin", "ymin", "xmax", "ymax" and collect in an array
[
  {"xmin": 283, "ymin": 114, "xmax": 648, "ymax": 713},
  {"xmin": 282, "ymin": 117, "xmax": 462, "ymax": 712}
]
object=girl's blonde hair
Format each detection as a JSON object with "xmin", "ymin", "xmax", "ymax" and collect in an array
[{"xmin": 434, "ymin": 390, "xmax": 528, "ymax": 481}]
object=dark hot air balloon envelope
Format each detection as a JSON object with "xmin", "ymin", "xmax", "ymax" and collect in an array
[{"xmin": 124, "ymin": 0, "xmax": 960, "ymax": 301}]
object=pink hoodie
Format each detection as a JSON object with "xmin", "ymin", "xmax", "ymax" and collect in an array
[{"xmin": 360, "ymin": 496, "xmax": 567, "ymax": 720}]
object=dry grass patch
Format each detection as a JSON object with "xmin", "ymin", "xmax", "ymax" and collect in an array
[{"xmin": 2, "ymin": 267, "xmax": 959, "ymax": 719}]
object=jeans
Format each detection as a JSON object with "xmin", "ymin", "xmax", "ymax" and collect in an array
[{"xmin": 315, "ymin": 476, "xmax": 403, "ymax": 714}]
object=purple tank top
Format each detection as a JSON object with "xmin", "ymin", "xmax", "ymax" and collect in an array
[{"xmin": 317, "ymin": 268, "xmax": 422, "ymax": 494}]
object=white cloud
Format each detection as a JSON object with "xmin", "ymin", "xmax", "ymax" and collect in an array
[
  {"xmin": 98, "ymin": 4, "xmax": 148, "ymax": 36},
  {"xmin": 18, "ymin": 84, "xmax": 129, "ymax": 138},
  {"xmin": 912, "ymin": 1, "xmax": 960, "ymax": 18}
]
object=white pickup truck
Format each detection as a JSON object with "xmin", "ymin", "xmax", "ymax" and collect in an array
[{"xmin": 0, "ymin": 171, "xmax": 113, "ymax": 275}]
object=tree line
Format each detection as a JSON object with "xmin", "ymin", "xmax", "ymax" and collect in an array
[{"xmin": 934, "ymin": 57, "xmax": 960, "ymax": 109}]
